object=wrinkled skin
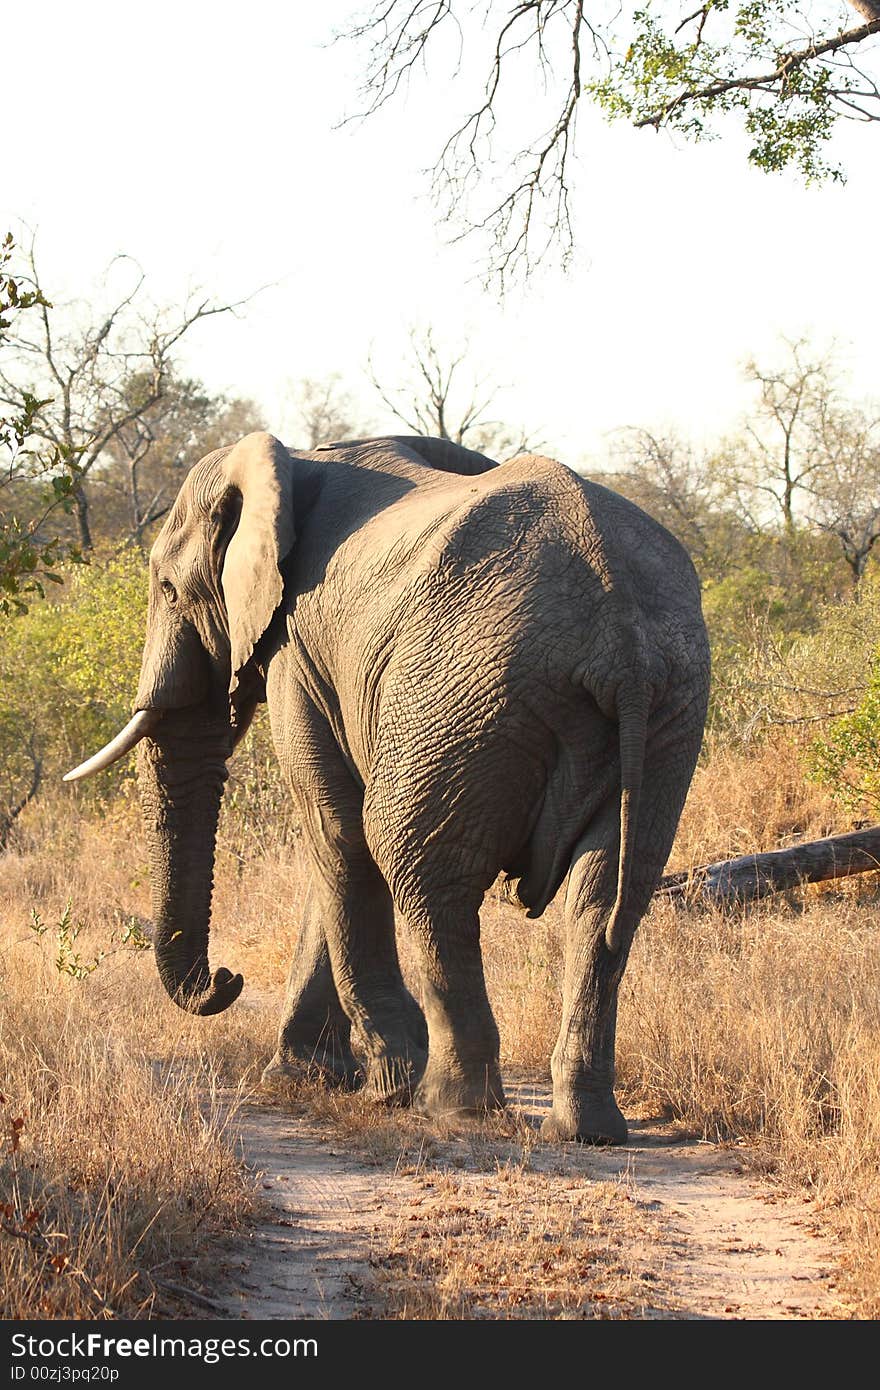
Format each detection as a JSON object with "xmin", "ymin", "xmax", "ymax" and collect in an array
[{"xmin": 128, "ymin": 431, "xmax": 709, "ymax": 1143}]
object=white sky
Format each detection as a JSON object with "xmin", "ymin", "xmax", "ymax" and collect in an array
[{"xmin": 5, "ymin": 1, "xmax": 879, "ymax": 466}]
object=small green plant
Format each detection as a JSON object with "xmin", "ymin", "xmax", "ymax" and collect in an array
[
  {"xmin": 117, "ymin": 916, "xmax": 152, "ymax": 951},
  {"xmin": 27, "ymin": 903, "xmax": 153, "ymax": 983},
  {"xmin": 29, "ymin": 901, "xmax": 105, "ymax": 980},
  {"xmin": 809, "ymin": 660, "xmax": 880, "ymax": 814}
]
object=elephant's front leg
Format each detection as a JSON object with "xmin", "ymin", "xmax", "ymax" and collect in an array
[
  {"xmin": 267, "ymin": 681, "xmax": 427, "ymax": 1102},
  {"xmin": 263, "ymin": 884, "xmax": 361, "ymax": 1089},
  {"xmin": 314, "ymin": 848, "xmax": 428, "ymax": 1104}
]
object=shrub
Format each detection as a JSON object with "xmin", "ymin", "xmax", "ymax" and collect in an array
[
  {"xmin": 808, "ymin": 659, "xmax": 880, "ymax": 814},
  {"xmin": 0, "ymin": 549, "xmax": 148, "ymax": 808},
  {"xmin": 0, "ymin": 546, "xmax": 298, "ymax": 846}
]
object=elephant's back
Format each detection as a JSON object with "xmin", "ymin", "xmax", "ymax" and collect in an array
[
  {"xmin": 290, "ymin": 449, "xmax": 705, "ymax": 798},
  {"xmin": 426, "ymin": 452, "xmax": 700, "ymax": 604}
]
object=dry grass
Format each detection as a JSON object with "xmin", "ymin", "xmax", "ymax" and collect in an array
[
  {"xmin": 0, "ymin": 799, "xmax": 264, "ymax": 1318},
  {"xmin": 671, "ymin": 732, "xmax": 843, "ymax": 868},
  {"xmin": 3, "ymin": 730, "xmax": 880, "ymax": 1316},
  {"xmin": 614, "ymin": 899, "xmax": 880, "ymax": 1316},
  {"xmin": 372, "ymin": 1169, "xmax": 665, "ymax": 1319}
]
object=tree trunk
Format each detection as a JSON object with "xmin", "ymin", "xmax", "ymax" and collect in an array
[
  {"xmin": 73, "ymin": 481, "xmax": 93, "ymax": 551},
  {"xmin": 0, "ymin": 745, "xmax": 42, "ymax": 852},
  {"xmin": 849, "ymin": 1, "xmax": 880, "ymax": 23},
  {"xmin": 658, "ymin": 827, "xmax": 880, "ymax": 906}
]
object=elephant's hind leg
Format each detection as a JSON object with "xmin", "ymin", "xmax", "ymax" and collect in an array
[
  {"xmin": 543, "ymin": 741, "xmax": 697, "ymax": 1144},
  {"xmin": 391, "ymin": 883, "xmax": 505, "ymax": 1121},
  {"xmin": 541, "ymin": 798, "xmax": 641, "ymax": 1146}
]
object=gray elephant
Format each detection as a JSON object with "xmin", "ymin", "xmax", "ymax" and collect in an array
[{"xmin": 66, "ymin": 431, "xmax": 709, "ymax": 1144}]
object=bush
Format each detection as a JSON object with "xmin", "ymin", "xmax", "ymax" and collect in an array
[
  {"xmin": 707, "ymin": 571, "xmax": 880, "ymax": 746},
  {"xmin": 0, "ymin": 549, "xmax": 148, "ymax": 808},
  {"xmin": 808, "ymin": 659, "xmax": 880, "ymax": 814},
  {"xmin": 0, "ymin": 547, "xmax": 298, "ymax": 848}
]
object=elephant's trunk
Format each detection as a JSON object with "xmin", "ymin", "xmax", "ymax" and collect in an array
[{"xmin": 137, "ymin": 726, "xmax": 243, "ymax": 1016}]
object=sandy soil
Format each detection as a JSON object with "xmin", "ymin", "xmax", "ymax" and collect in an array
[{"xmin": 211, "ymin": 1080, "xmax": 841, "ymax": 1321}]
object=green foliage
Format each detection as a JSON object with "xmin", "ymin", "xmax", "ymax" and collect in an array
[
  {"xmin": 703, "ymin": 529, "xmax": 842, "ymax": 641},
  {"xmin": 805, "ymin": 584, "xmax": 880, "ymax": 812},
  {"xmin": 0, "ymin": 546, "xmax": 293, "ymax": 845},
  {"xmin": 45, "ymin": 553, "xmax": 148, "ymax": 718},
  {"xmin": 744, "ymin": 63, "xmax": 839, "ymax": 180},
  {"xmin": 705, "ymin": 567, "xmax": 880, "ymax": 815},
  {"xmin": 587, "ymin": 2, "xmax": 868, "ymax": 182},
  {"xmin": 0, "ymin": 550, "xmax": 148, "ymax": 806},
  {"xmin": 808, "ymin": 663, "xmax": 880, "ymax": 813},
  {"xmin": 702, "ymin": 563, "xmax": 784, "ymax": 642},
  {"xmin": 691, "ymin": 516, "xmax": 844, "ymax": 733},
  {"xmin": 0, "ymin": 234, "xmax": 48, "ymax": 328}
]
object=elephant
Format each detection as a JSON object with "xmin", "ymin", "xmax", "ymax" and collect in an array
[{"xmin": 65, "ymin": 430, "xmax": 710, "ymax": 1144}]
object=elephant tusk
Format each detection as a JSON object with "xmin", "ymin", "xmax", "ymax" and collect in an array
[{"xmin": 63, "ymin": 709, "xmax": 163, "ymax": 783}]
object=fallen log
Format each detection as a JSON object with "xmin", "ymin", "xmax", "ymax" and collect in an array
[{"xmin": 658, "ymin": 826, "xmax": 880, "ymax": 906}]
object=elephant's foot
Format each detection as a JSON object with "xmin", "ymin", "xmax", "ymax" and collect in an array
[
  {"xmin": 356, "ymin": 989, "xmax": 429, "ymax": 1105},
  {"xmin": 413, "ymin": 1059, "xmax": 506, "ymax": 1121},
  {"xmin": 540, "ymin": 1091, "xmax": 628, "ymax": 1146},
  {"xmin": 261, "ymin": 1041, "xmax": 363, "ymax": 1092},
  {"xmin": 362, "ymin": 1048, "xmax": 428, "ymax": 1107}
]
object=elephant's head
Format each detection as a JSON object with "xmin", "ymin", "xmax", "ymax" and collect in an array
[{"xmin": 65, "ymin": 432, "xmax": 296, "ymax": 1015}]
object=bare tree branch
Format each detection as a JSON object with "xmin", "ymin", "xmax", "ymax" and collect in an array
[
  {"xmin": 287, "ymin": 375, "xmax": 365, "ymax": 448},
  {"xmin": 1, "ymin": 241, "xmax": 257, "ymax": 550},
  {"xmin": 340, "ymin": 2, "xmax": 880, "ymax": 283}
]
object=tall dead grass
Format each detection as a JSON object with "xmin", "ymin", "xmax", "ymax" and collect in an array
[
  {"xmin": 0, "ymin": 798, "xmax": 268, "ymax": 1318},
  {"xmin": 671, "ymin": 731, "xmax": 842, "ymax": 867},
  {"xmin": 0, "ymin": 999, "xmax": 250, "ymax": 1318}
]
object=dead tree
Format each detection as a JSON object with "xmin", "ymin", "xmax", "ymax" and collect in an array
[
  {"xmin": 0, "ymin": 238, "xmax": 251, "ymax": 550},
  {"xmin": 287, "ymin": 375, "xmax": 364, "ymax": 449},
  {"xmin": 659, "ymin": 826, "xmax": 880, "ymax": 907},
  {"xmin": 0, "ymin": 736, "xmax": 42, "ymax": 852},
  {"xmin": 368, "ymin": 328, "xmax": 538, "ymax": 457}
]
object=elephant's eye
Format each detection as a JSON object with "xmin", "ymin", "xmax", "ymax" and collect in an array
[{"xmin": 160, "ymin": 579, "xmax": 178, "ymax": 607}]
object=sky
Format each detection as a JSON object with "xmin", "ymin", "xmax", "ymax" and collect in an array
[{"xmin": 6, "ymin": 1, "xmax": 880, "ymax": 466}]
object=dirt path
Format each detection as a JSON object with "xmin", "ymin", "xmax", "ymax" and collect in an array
[
  {"xmin": 573, "ymin": 1125, "xmax": 837, "ymax": 1318},
  {"xmin": 213, "ymin": 1082, "xmax": 841, "ymax": 1321}
]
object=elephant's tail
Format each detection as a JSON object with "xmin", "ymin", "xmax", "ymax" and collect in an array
[{"xmin": 605, "ymin": 684, "xmax": 649, "ymax": 954}]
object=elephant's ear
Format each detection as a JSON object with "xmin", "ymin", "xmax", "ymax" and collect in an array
[{"xmin": 220, "ymin": 433, "xmax": 295, "ymax": 695}]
